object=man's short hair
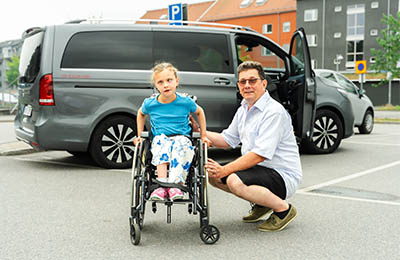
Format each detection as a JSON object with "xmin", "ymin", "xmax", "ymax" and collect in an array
[{"xmin": 237, "ymin": 61, "xmax": 265, "ymax": 80}]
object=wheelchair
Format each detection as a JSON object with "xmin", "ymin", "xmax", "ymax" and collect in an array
[{"xmin": 129, "ymin": 131, "xmax": 220, "ymax": 245}]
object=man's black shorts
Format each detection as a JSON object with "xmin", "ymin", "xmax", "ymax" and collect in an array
[{"xmin": 221, "ymin": 165, "xmax": 286, "ymax": 200}]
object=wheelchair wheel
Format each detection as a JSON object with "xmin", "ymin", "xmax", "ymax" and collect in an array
[
  {"xmin": 200, "ymin": 225, "xmax": 220, "ymax": 244},
  {"xmin": 130, "ymin": 220, "xmax": 141, "ymax": 245}
]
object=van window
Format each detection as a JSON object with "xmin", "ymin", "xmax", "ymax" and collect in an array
[
  {"xmin": 19, "ymin": 31, "xmax": 43, "ymax": 83},
  {"xmin": 154, "ymin": 32, "xmax": 232, "ymax": 74},
  {"xmin": 61, "ymin": 31, "xmax": 153, "ymax": 70}
]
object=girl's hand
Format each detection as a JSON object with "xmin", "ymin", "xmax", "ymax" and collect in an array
[
  {"xmin": 201, "ymin": 136, "xmax": 211, "ymax": 148},
  {"xmin": 133, "ymin": 137, "xmax": 143, "ymax": 146}
]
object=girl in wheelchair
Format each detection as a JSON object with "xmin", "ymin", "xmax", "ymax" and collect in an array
[{"xmin": 134, "ymin": 62, "xmax": 210, "ymax": 201}]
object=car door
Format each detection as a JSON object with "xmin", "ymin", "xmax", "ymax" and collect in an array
[
  {"xmin": 153, "ymin": 30, "xmax": 238, "ymax": 132},
  {"xmin": 288, "ymin": 28, "xmax": 316, "ymax": 140}
]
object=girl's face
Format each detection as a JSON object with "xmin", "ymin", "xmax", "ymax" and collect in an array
[{"xmin": 154, "ymin": 69, "xmax": 178, "ymax": 99}]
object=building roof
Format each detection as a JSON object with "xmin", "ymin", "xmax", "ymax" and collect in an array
[
  {"xmin": 140, "ymin": 1, "xmax": 215, "ymax": 21},
  {"xmin": 201, "ymin": 0, "xmax": 296, "ymax": 21}
]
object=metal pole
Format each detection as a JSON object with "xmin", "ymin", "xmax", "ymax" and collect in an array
[
  {"xmin": 387, "ymin": 0, "xmax": 392, "ymax": 106},
  {"xmin": 322, "ymin": 0, "xmax": 326, "ymax": 69}
]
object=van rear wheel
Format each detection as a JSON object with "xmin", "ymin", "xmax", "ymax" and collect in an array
[{"xmin": 90, "ymin": 115, "xmax": 136, "ymax": 169}]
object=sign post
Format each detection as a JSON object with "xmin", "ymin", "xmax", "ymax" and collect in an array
[{"xmin": 355, "ymin": 60, "xmax": 367, "ymax": 92}]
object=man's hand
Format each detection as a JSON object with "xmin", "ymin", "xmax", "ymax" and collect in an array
[{"xmin": 205, "ymin": 158, "xmax": 227, "ymax": 179}]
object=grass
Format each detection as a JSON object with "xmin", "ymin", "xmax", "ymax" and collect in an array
[
  {"xmin": 374, "ymin": 118, "xmax": 400, "ymax": 123},
  {"xmin": 374, "ymin": 105, "xmax": 400, "ymax": 111}
]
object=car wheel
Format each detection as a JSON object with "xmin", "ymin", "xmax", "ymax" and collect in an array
[
  {"xmin": 89, "ymin": 115, "xmax": 136, "ymax": 168},
  {"xmin": 358, "ymin": 110, "xmax": 374, "ymax": 134},
  {"xmin": 301, "ymin": 109, "xmax": 344, "ymax": 154}
]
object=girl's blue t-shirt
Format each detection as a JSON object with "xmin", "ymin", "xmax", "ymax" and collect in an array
[{"xmin": 141, "ymin": 94, "xmax": 197, "ymax": 137}]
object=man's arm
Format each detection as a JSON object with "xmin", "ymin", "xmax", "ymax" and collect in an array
[
  {"xmin": 206, "ymin": 130, "xmax": 230, "ymax": 149},
  {"xmin": 206, "ymin": 152, "xmax": 265, "ymax": 179}
]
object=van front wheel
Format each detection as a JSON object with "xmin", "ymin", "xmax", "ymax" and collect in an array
[{"xmin": 90, "ymin": 115, "xmax": 137, "ymax": 169}]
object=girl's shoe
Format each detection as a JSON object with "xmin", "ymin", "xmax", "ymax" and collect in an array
[
  {"xmin": 150, "ymin": 187, "xmax": 167, "ymax": 200},
  {"xmin": 168, "ymin": 188, "xmax": 184, "ymax": 200}
]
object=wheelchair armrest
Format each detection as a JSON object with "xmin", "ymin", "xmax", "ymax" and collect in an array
[
  {"xmin": 191, "ymin": 132, "xmax": 201, "ymax": 139},
  {"xmin": 140, "ymin": 131, "xmax": 150, "ymax": 138}
]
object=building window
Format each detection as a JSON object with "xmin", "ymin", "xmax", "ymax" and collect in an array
[
  {"xmin": 262, "ymin": 47, "xmax": 272, "ymax": 56},
  {"xmin": 346, "ymin": 40, "xmax": 363, "ymax": 68},
  {"xmin": 240, "ymin": 0, "xmax": 252, "ymax": 8},
  {"xmin": 306, "ymin": 34, "xmax": 317, "ymax": 47},
  {"xmin": 371, "ymin": 2, "xmax": 379, "ymax": 9},
  {"xmin": 311, "ymin": 59, "xmax": 317, "ymax": 69},
  {"xmin": 347, "ymin": 4, "xmax": 365, "ymax": 39},
  {"xmin": 370, "ymin": 29, "xmax": 378, "ymax": 36},
  {"xmin": 282, "ymin": 22, "xmax": 290, "ymax": 32},
  {"xmin": 334, "ymin": 6, "xmax": 342, "ymax": 12},
  {"xmin": 334, "ymin": 32, "xmax": 342, "ymax": 38},
  {"xmin": 263, "ymin": 24, "xmax": 272, "ymax": 34},
  {"xmin": 304, "ymin": 9, "xmax": 318, "ymax": 22},
  {"xmin": 255, "ymin": 0, "xmax": 267, "ymax": 6}
]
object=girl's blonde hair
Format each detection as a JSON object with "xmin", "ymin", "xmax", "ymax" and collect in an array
[{"xmin": 151, "ymin": 62, "xmax": 179, "ymax": 85}]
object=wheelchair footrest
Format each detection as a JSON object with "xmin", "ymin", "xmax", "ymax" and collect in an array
[{"xmin": 153, "ymin": 179, "xmax": 190, "ymax": 193}]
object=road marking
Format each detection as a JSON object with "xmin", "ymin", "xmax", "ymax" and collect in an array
[
  {"xmin": 296, "ymin": 191, "xmax": 400, "ymax": 206},
  {"xmin": 343, "ymin": 141, "xmax": 400, "ymax": 146},
  {"xmin": 299, "ymin": 160, "xmax": 400, "ymax": 192}
]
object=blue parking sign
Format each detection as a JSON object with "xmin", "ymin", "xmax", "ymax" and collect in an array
[{"xmin": 169, "ymin": 3, "xmax": 183, "ymax": 25}]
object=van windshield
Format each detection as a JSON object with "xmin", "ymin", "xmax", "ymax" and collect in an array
[{"xmin": 19, "ymin": 31, "xmax": 43, "ymax": 83}]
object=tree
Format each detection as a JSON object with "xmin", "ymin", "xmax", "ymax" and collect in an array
[{"xmin": 6, "ymin": 55, "xmax": 20, "ymax": 88}]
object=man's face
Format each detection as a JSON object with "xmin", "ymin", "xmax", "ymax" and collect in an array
[{"xmin": 238, "ymin": 69, "xmax": 267, "ymax": 107}]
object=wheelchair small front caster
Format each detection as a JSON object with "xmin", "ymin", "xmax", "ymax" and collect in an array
[
  {"xmin": 152, "ymin": 202, "xmax": 157, "ymax": 213},
  {"xmin": 200, "ymin": 224, "xmax": 220, "ymax": 244},
  {"xmin": 188, "ymin": 204, "xmax": 193, "ymax": 214},
  {"xmin": 130, "ymin": 220, "xmax": 141, "ymax": 245}
]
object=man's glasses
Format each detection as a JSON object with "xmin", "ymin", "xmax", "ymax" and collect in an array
[{"xmin": 237, "ymin": 78, "xmax": 262, "ymax": 87}]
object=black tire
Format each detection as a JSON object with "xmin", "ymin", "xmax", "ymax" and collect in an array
[
  {"xmin": 130, "ymin": 220, "xmax": 141, "ymax": 246},
  {"xmin": 301, "ymin": 109, "xmax": 344, "ymax": 154},
  {"xmin": 358, "ymin": 110, "xmax": 374, "ymax": 134},
  {"xmin": 89, "ymin": 115, "xmax": 136, "ymax": 168}
]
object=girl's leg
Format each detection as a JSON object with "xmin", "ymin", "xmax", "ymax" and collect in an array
[
  {"xmin": 149, "ymin": 135, "xmax": 171, "ymax": 200},
  {"xmin": 168, "ymin": 136, "xmax": 194, "ymax": 184}
]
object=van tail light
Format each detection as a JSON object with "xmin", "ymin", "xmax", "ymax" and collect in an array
[{"xmin": 39, "ymin": 74, "xmax": 55, "ymax": 106}]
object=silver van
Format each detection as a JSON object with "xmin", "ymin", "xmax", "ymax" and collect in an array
[{"xmin": 15, "ymin": 20, "xmax": 316, "ymax": 168}]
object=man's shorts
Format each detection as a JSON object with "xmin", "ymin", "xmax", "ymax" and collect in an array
[{"xmin": 221, "ymin": 165, "xmax": 287, "ymax": 200}]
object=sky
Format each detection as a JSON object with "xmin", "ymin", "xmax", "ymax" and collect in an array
[{"xmin": 0, "ymin": 0, "xmax": 210, "ymax": 43}]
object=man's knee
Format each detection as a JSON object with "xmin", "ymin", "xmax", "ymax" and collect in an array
[{"xmin": 226, "ymin": 174, "xmax": 245, "ymax": 197}]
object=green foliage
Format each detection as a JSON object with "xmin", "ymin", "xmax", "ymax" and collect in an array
[
  {"xmin": 370, "ymin": 13, "xmax": 400, "ymax": 86},
  {"xmin": 6, "ymin": 55, "xmax": 20, "ymax": 87}
]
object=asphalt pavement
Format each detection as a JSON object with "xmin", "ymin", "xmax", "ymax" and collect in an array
[{"xmin": 1, "ymin": 109, "xmax": 400, "ymax": 156}]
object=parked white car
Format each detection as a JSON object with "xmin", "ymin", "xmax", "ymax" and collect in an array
[{"xmin": 315, "ymin": 69, "xmax": 374, "ymax": 134}]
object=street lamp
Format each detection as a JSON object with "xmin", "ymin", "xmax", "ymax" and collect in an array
[{"xmin": 333, "ymin": 54, "xmax": 343, "ymax": 72}]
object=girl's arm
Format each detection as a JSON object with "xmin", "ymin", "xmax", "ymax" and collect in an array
[
  {"xmin": 194, "ymin": 105, "xmax": 211, "ymax": 146},
  {"xmin": 135, "ymin": 108, "xmax": 146, "ymax": 145}
]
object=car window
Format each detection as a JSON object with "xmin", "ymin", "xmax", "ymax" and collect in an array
[
  {"xmin": 154, "ymin": 32, "xmax": 233, "ymax": 74},
  {"xmin": 61, "ymin": 31, "xmax": 153, "ymax": 69},
  {"xmin": 19, "ymin": 31, "xmax": 43, "ymax": 83},
  {"xmin": 235, "ymin": 36, "xmax": 285, "ymax": 70},
  {"xmin": 318, "ymin": 72, "xmax": 337, "ymax": 82},
  {"xmin": 336, "ymin": 73, "xmax": 358, "ymax": 94}
]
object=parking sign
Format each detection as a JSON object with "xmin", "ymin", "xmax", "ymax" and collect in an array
[{"xmin": 169, "ymin": 3, "xmax": 183, "ymax": 25}]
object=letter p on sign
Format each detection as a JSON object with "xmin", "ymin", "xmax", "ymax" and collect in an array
[{"xmin": 169, "ymin": 3, "xmax": 183, "ymax": 25}]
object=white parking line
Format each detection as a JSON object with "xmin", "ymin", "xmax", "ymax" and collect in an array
[
  {"xmin": 296, "ymin": 191, "xmax": 400, "ymax": 206},
  {"xmin": 299, "ymin": 160, "xmax": 400, "ymax": 193}
]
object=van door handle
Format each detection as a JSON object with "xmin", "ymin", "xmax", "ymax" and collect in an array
[{"xmin": 213, "ymin": 78, "xmax": 230, "ymax": 85}]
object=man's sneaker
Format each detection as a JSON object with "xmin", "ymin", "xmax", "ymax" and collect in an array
[
  {"xmin": 258, "ymin": 204, "xmax": 297, "ymax": 232},
  {"xmin": 149, "ymin": 187, "xmax": 167, "ymax": 201},
  {"xmin": 168, "ymin": 188, "xmax": 184, "ymax": 200},
  {"xmin": 242, "ymin": 204, "xmax": 273, "ymax": 223}
]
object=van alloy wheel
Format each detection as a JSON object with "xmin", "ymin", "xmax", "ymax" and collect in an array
[
  {"xmin": 90, "ymin": 115, "xmax": 136, "ymax": 168},
  {"xmin": 301, "ymin": 109, "xmax": 343, "ymax": 154}
]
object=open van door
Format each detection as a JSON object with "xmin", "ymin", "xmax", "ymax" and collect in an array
[{"xmin": 289, "ymin": 28, "xmax": 316, "ymax": 140}]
